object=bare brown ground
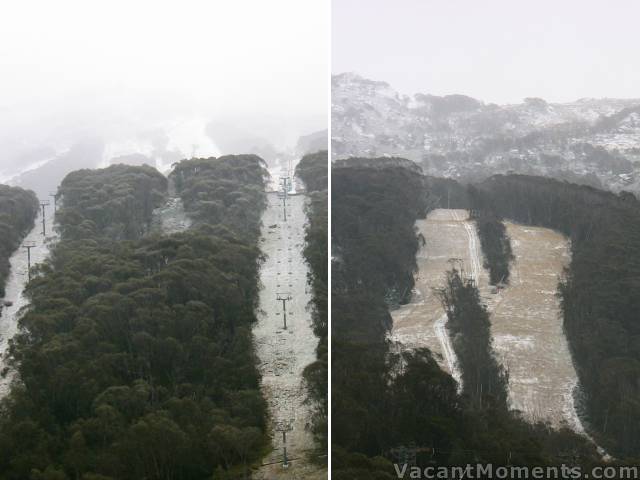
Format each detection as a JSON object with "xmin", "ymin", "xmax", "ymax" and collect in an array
[{"xmin": 491, "ymin": 223, "xmax": 584, "ymax": 430}]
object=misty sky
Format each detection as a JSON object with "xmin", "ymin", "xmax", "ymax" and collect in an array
[
  {"xmin": 333, "ymin": 0, "xmax": 640, "ymax": 104},
  {"xmin": 0, "ymin": 0, "xmax": 328, "ymax": 179}
]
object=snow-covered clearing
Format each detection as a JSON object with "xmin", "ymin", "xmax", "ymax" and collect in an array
[
  {"xmin": 253, "ymin": 193, "xmax": 325, "ymax": 479},
  {"xmin": 150, "ymin": 178, "xmax": 191, "ymax": 235}
]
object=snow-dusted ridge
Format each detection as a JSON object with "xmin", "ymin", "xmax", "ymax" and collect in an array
[{"xmin": 333, "ymin": 73, "xmax": 640, "ymax": 193}]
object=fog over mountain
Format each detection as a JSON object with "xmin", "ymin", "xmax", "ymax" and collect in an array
[
  {"xmin": 0, "ymin": 0, "xmax": 328, "ymax": 196},
  {"xmin": 333, "ymin": 0, "xmax": 640, "ymax": 104}
]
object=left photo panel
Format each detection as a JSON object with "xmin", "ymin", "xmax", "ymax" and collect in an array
[{"xmin": 0, "ymin": 1, "xmax": 328, "ymax": 479}]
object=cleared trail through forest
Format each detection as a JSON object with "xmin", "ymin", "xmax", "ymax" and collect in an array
[
  {"xmin": 0, "ymin": 175, "xmax": 187, "ymax": 400},
  {"xmin": 253, "ymin": 192, "xmax": 323, "ymax": 479},
  {"xmin": 391, "ymin": 209, "xmax": 595, "ymax": 436},
  {"xmin": 491, "ymin": 223, "xmax": 584, "ymax": 429},
  {"xmin": 390, "ymin": 209, "xmax": 483, "ymax": 390},
  {"xmin": 0, "ymin": 208, "xmax": 57, "ymax": 397}
]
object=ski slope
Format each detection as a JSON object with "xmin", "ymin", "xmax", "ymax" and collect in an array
[
  {"xmin": 391, "ymin": 209, "xmax": 593, "ymax": 434},
  {"xmin": 0, "ymin": 208, "xmax": 57, "ymax": 397},
  {"xmin": 490, "ymin": 223, "xmax": 583, "ymax": 428},
  {"xmin": 390, "ymin": 209, "xmax": 482, "ymax": 391},
  {"xmin": 253, "ymin": 193, "xmax": 325, "ymax": 479}
]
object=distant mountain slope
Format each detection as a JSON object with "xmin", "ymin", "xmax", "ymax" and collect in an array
[
  {"xmin": 332, "ymin": 72, "xmax": 640, "ymax": 193},
  {"xmin": 4, "ymin": 116, "xmax": 322, "ymax": 198},
  {"xmin": 10, "ymin": 138, "xmax": 104, "ymax": 199},
  {"xmin": 295, "ymin": 129, "xmax": 328, "ymax": 156}
]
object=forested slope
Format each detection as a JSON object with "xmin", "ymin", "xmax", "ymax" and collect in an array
[
  {"xmin": 172, "ymin": 155, "xmax": 267, "ymax": 239},
  {"xmin": 295, "ymin": 151, "xmax": 328, "ymax": 449},
  {"xmin": 0, "ymin": 185, "xmax": 39, "ymax": 298},
  {"xmin": 0, "ymin": 160, "xmax": 271, "ymax": 479},
  {"xmin": 57, "ymin": 164, "xmax": 167, "ymax": 241},
  {"xmin": 331, "ymin": 159, "xmax": 599, "ymax": 479}
]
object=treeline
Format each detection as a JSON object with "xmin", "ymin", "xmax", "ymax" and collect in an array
[
  {"xmin": 0, "ymin": 185, "xmax": 39, "ymax": 297},
  {"xmin": 0, "ymin": 159, "xmax": 270, "ymax": 479},
  {"xmin": 332, "ymin": 160, "xmax": 599, "ymax": 479},
  {"xmin": 472, "ymin": 174, "xmax": 640, "ymax": 459},
  {"xmin": 295, "ymin": 151, "xmax": 328, "ymax": 450}
]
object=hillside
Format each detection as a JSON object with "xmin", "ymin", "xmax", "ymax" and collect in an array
[
  {"xmin": 0, "ymin": 160, "xmax": 273, "ymax": 479},
  {"xmin": 331, "ymin": 160, "xmax": 601, "ymax": 478},
  {"xmin": 472, "ymin": 174, "xmax": 640, "ymax": 458},
  {"xmin": 332, "ymin": 73, "xmax": 640, "ymax": 193}
]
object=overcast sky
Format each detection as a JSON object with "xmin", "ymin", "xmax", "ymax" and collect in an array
[
  {"xmin": 0, "ymin": 0, "xmax": 328, "ymax": 171},
  {"xmin": 333, "ymin": 0, "xmax": 640, "ymax": 104}
]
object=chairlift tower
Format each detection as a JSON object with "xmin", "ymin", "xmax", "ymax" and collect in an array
[
  {"xmin": 278, "ymin": 176, "xmax": 291, "ymax": 222},
  {"xmin": 276, "ymin": 292, "xmax": 292, "ymax": 329},
  {"xmin": 39, "ymin": 200, "xmax": 50, "ymax": 236},
  {"xmin": 274, "ymin": 420, "xmax": 294, "ymax": 469},
  {"xmin": 277, "ymin": 191, "xmax": 288, "ymax": 222},
  {"xmin": 22, "ymin": 241, "xmax": 37, "ymax": 282}
]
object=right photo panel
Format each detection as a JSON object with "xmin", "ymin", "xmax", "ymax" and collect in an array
[{"xmin": 332, "ymin": 0, "xmax": 640, "ymax": 478}]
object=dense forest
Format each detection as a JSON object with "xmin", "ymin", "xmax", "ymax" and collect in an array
[
  {"xmin": 331, "ymin": 159, "xmax": 602, "ymax": 479},
  {"xmin": 0, "ymin": 159, "xmax": 271, "ymax": 479},
  {"xmin": 472, "ymin": 174, "xmax": 640, "ymax": 459},
  {"xmin": 57, "ymin": 164, "xmax": 167, "ymax": 241},
  {"xmin": 0, "ymin": 185, "xmax": 39, "ymax": 298},
  {"xmin": 295, "ymin": 151, "xmax": 328, "ymax": 450},
  {"xmin": 295, "ymin": 151, "xmax": 328, "ymax": 193},
  {"xmin": 171, "ymin": 155, "xmax": 268, "ymax": 239},
  {"xmin": 332, "ymin": 158, "xmax": 428, "ymax": 313}
]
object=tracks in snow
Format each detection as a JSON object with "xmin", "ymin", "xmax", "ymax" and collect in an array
[
  {"xmin": 427, "ymin": 210, "xmax": 482, "ymax": 393},
  {"xmin": 433, "ymin": 313, "xmax": 462, "ymax": 389}
]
